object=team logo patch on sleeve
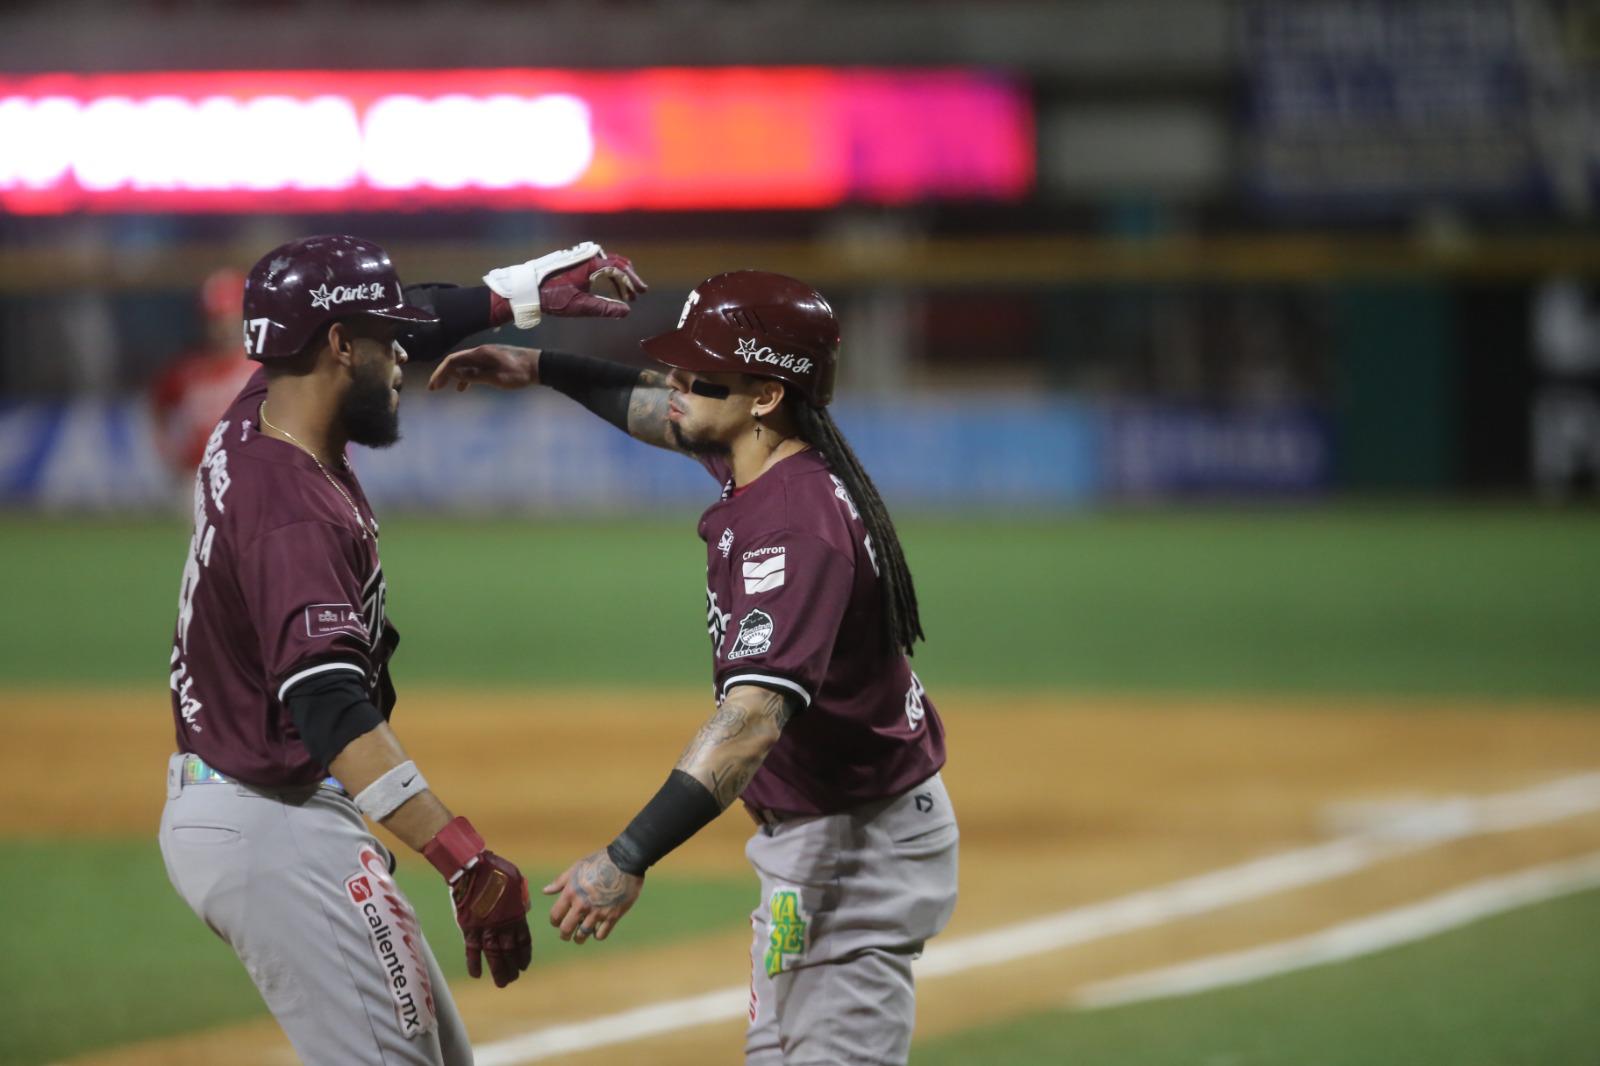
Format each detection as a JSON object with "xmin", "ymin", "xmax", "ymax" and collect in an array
[
  {"xmin": 763, "ymin": 885, "xmax": 810, "ymax": 977},
  {"xmin": 741, "ymin": 546, "xmax": 786, "ymax": 593},
  {"xmin": 344, "ymin": 845, "xmax": 437, "ymax": 1039},
  {"xmin": 306, "ymin": 603, "xmax": 368, "ymax": 639},
  {"xmin": 727, "ymin": 609, "xmax": 775, "ymax": 659}
]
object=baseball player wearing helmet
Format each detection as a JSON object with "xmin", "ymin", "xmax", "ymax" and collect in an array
[
  {"xmin": 430, "ymin": 271, "xmax": 957, "ymax": 1065},
  {"xmin": 160, "ymin": 235, "xmax": 644, "ymax": 1064}
]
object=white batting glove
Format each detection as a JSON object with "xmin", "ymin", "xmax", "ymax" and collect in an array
[{"xmin": 483, "ymin": 242, "xmax": 647, "ymax": 328}]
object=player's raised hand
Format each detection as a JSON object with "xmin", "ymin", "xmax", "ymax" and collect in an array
[
  {"xmin": 541, "ymin": 251, "xmax": 648, "ymax": 319},
  {"xmin": 482, "ymin": 242, "xmax": 648, "ymax": 327},
  {"xmin": 543, "ymin": 848, "xmax": 644, "ymax": 945},
  {"xmin": 428, "ymin": 344, "xmax": 539, "ymax": 392}
]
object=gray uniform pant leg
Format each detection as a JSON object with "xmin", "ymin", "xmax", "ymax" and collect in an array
[
  {"xmin": 158, "ymin": 754, "xmax": 472, "ymax": 1066},
  {"xmin": 745, "ymin": 772, "xmax": 959, "ymax": 1066}
]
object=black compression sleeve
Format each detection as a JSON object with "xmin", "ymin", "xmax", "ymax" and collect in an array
[
  {"xmin": 538, "ymin": 350, "xmax": 642, "ymax": 433},
  {"xmin": 285, "ymin": 671, "xmax": 385, "ymax": 771},
  {"xmin": 607, "ymin": 769, "xmax": 723, "ymax": 875},
  {"xmin": 400, "ymin": 284, "xmax": 497, "ymax": 361}
]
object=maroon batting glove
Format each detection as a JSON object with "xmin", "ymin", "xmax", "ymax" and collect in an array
[
  {"xmin": 423, "ymin": 816, "xmax": 533, "ymax": 988},
  {"xmin": 489, "ymin": 290, "xmax": 514, "ymax": 327},
  {"xmin": 539, "ymin": 253, "xmax": 649, "ymax": 318}
]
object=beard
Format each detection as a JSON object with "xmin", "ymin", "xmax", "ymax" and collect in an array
[
  {"xmin": 340, "ymin": 357, "xmax": 401, "ymax": 448},
  {"xmin": 669, "ymin": 420, "xmax": 730, "ymax": 458}
]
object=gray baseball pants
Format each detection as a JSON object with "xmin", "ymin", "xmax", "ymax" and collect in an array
[
  {"xmin": 744, "ymin": 772, "xmax": 959, "ymax": 1066},
  {"xmin": 157, "ymin": 753, "xmax": 473, "ymax": 1065}
]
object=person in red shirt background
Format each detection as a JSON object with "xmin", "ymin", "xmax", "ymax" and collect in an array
[{"xmin": 148, "ymin": 268, "xmax": 256, "ymax": 478}]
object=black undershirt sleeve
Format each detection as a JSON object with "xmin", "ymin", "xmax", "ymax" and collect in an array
[
  {"xmin": 606, "ymin": 769, "xmax": 724, "ymax": 876},
  {"xmin": 538, "ymin": 350, "xmax": 644, "ymax": 433},
  {"xmin": 285, "ymin": 671, "xmax": 386, "ymax": 772},
  {"xmin": 400, "ymin": 284, "xmax": 498, "ymax": 362}
]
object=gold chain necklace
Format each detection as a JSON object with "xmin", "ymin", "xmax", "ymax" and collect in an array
[{"xmin": 258, "ymin": 401, "xmax": 371, "ymax": 538}]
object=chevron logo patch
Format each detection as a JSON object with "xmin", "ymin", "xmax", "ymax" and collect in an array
[{"xmin": 741, "ymin": 548, "xmax": 786, "ymax": 593}]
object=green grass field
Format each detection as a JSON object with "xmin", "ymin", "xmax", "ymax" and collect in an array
[
  {"xmin": 918, "ymin": 883, "xmax": 1600, "ymax": 1066},
  {"xmin": 3, "ymin": 506, "xmax": 1598, "ymax": 696},
  {"xmin": 3, "ymin": 506, "xmax": 1598, "ymax": 1064}
]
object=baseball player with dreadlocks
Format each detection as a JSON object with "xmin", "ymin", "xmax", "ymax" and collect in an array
[{"xmin": 429, "ymin": 271, "xmax": 957, "ymax": 1065}]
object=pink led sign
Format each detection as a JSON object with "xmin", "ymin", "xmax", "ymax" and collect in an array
[{"xmin": 0, "ymin": 69, "xmax": 1032, "ymax": 214}]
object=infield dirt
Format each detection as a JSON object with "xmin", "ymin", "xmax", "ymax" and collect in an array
[{"xmin": 9, "ymin": 689, "xmax": 1600, "ymax": 1065}]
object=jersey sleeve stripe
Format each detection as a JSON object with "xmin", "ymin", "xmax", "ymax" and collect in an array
[
  {"xmin": 720, "ymin": 672, "xmax": 812, "ymax": 708},
  {"xmin": 277, "ymin": 661, "xmax": 366, "ymax": 702}
]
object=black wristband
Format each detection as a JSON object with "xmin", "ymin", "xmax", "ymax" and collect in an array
[
  {"xmin": 284, "ymin": 670, "xmax": 385, "ymax": 771},
  {"xmin": 607, "ymin": 769, "xmax": 723, "ymax": 876},
  {"xmin": 538, "ymin": 350, "xmax": 642, "ymax": 433},
  {"xmin": 400, "ymin": 284, "xmax": 496, "ymax": 361}
]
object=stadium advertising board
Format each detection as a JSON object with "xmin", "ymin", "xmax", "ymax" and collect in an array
[{"xmin": 0, "ymin": 68, "xmax": 1032, "ymax": 214}]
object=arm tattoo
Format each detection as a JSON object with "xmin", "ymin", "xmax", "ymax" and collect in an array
[
  {"xmin": 674, "ymin": 688, "xmax": 797, "ymax": 808},
  {"xmin": 625, "ymin": 370, "xmax": 681, "ymax": 451},
  {"xmin": 674, "ymin": 702, "xmax": 754, "ymax": 766}
]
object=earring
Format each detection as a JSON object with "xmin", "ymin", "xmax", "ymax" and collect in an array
[{"xmin": 753, "ymin": 412, "xmax": 763, "ymax": 441}]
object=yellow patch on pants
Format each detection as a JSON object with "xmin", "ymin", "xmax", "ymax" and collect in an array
[{"xmin": 764, "ymin": 886, "xmax": 810, "ymax": 976}]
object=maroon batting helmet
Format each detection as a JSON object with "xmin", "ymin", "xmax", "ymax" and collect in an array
[
  {"xmin": 641, "ymin": 271, "xmax": 840, "ymax": 406},
  {"xmin": 241, "ymin": 235, "xmax": 437, "ymax": 362}
]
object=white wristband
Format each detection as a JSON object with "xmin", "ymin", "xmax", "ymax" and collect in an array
[
  {"xmin": 482, "ymin": 241, "xmax": 602, "ymax": 329},
  {"xmin": 353, "ymin": 760, "xmax": 428, "ymax": 822}
]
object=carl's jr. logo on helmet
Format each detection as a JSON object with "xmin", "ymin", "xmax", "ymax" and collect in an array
[
  {"xmin": 309, "ymin": 282, "xmax": 389, "ymax": 310},
  {"xmin": 734, "ymin": 337, "xmax": 813, "ymax": 375}
]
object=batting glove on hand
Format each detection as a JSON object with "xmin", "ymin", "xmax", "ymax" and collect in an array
[
  {"xmin": 423, "ymin": 816, "xmax": 533, "ymax": 988},
  {"xmin": 483, "ymin": 242, "xmax": 647, "ymax": 328}
]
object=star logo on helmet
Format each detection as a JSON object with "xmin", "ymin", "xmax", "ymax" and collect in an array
[
  {"xmin": 309, "ymin": 284, "xmax": 335, "ymax": 310},
  {"xmin": 733, "ymin": 336, "xmax": 814, "ymax": 376}
]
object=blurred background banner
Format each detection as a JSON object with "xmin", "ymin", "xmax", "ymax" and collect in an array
[
  {"xmin": 0, "ymin": 68, "xmax": 1033, "ymax": 214},
  {"xmin": 0, "ymin": 392, "xmax": 1109, "ymax": 510},
  {"xmin": 0, "ymin": 396, "xmax": 171, "ymax": 509},
  {"xmin": 1106, "ymin": 403, "xmax": 1331, "ymax": 498},
  {"xmin": 1243, "ymin": 0, "xmax": 1600, "ymax": 218}
]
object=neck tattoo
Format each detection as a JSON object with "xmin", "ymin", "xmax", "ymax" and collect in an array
[{"xmin": 258, "ymin": 400, "xmax": 371, "ymax": 538}]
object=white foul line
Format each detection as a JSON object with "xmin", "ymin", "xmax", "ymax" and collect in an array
[
  {"xmin": 475, "ymin": 987, "xmax": 747, "ymax": 1065},
  {"xmin": 1072, "ymin": 849, "xmax": 1600, "ymax": 1009},
  {"xmin": 473, "ymin": 771, "xmax": 1600, "ymax": 1066}
]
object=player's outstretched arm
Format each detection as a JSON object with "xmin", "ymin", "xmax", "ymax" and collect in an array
[
  {"xmin": 428, "ymin": 345, "xmax": 684, "ymax": 452},
  {"xmin": 542, "ymin": 685, "xmax": 799, "ymax": 944},
  {"xmin": 298, "ymin": 699, "xmax": 534, "ymax": 988},
  {"xmin": 400, "ymin": 245, "xmax": 646, "ymax": 361}
]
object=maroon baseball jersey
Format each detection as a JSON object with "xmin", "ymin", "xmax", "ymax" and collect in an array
[
  {"xmin": 168, "ymin": 368, "xmax": 398, "ymax": 786},
  {"xmin": 697, "ymin": 449, "xmax": 945, "ymax": 816}
]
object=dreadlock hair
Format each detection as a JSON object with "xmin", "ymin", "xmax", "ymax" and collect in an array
[{"xmin": 792, "ymin": 401, "xmax": 924, "ymax": 655}]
